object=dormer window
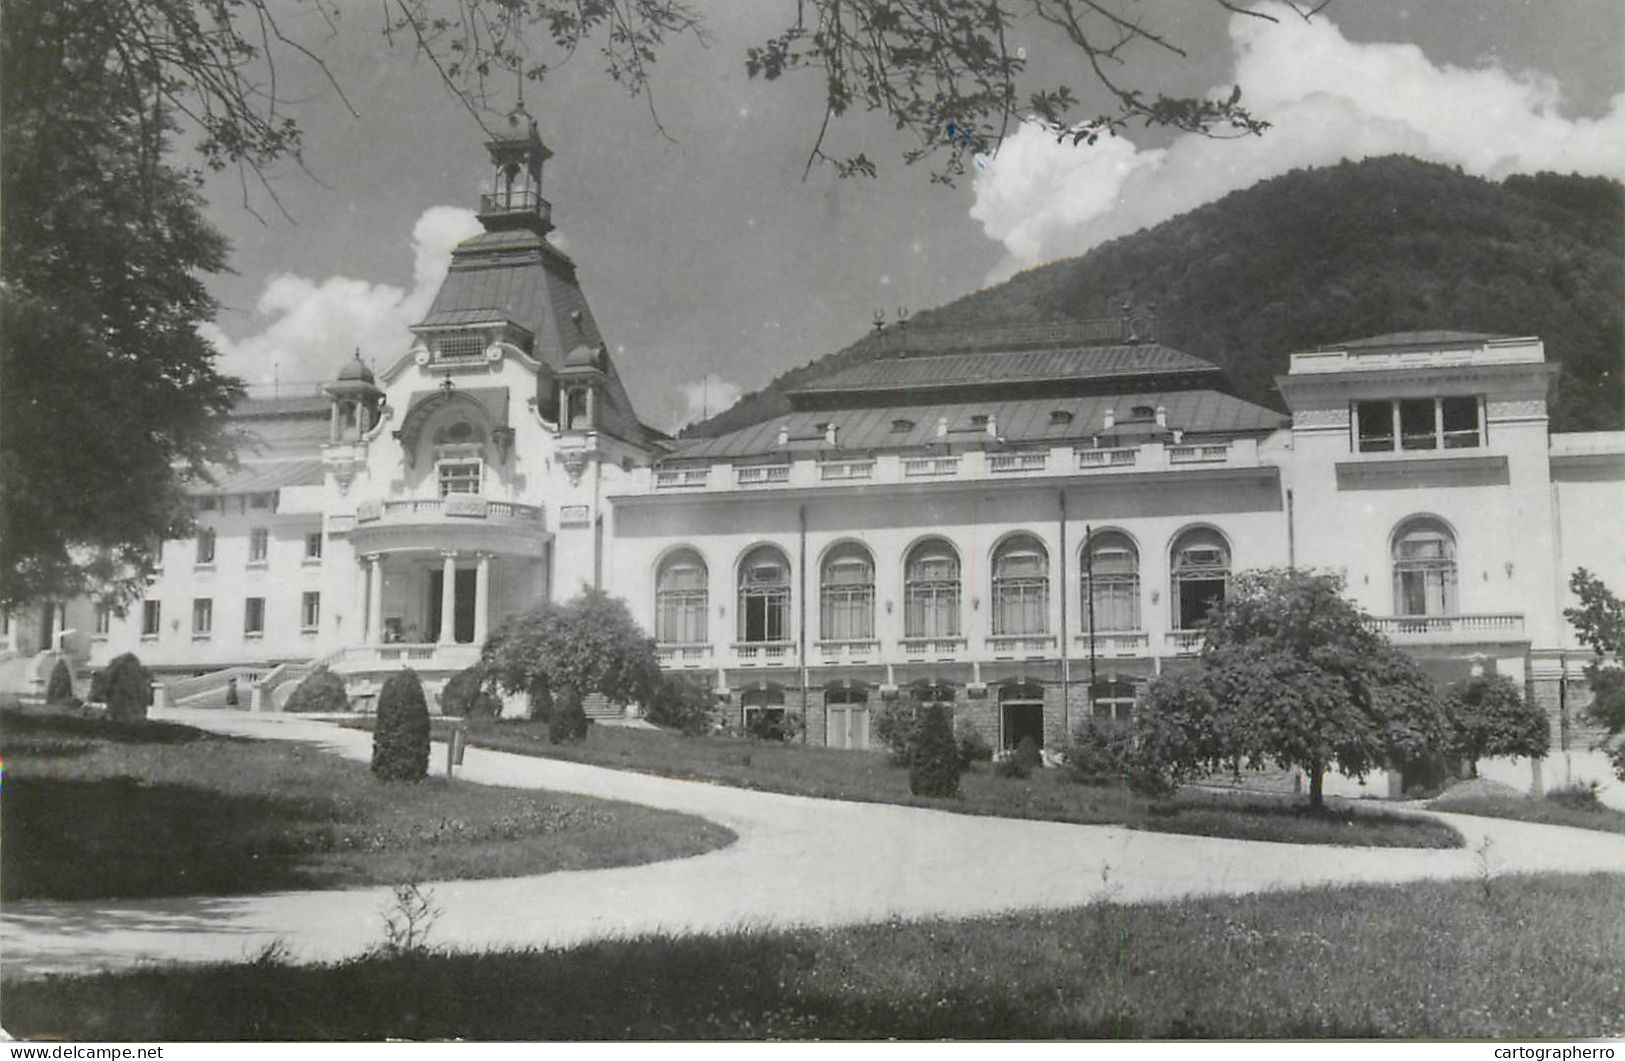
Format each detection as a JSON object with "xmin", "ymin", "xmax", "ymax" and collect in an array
[
  {"xmin": 1049, "ymin": 410, "xmax": 1074, "ymax": 425},
  {"xmin": 969, "ymin": 414, "xmax": 988, "ymax": 428},
  {"xmin": 1129, "ymin": 404, "xmax": 1156, "ymax": 420},
  {"xmin": 890, "ymin": 418, "xmax": 915, "ymax": 433},
  {"xmin": 433, "ymin": 333, "xmax": 486, "ymax": 362}
]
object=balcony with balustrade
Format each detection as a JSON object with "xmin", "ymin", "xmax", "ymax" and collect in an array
[
  {"xmin": 731, "ymin": 641, "xmax": 797, "ymax": 667},
  {"xmin": 349, "ymin": 495, "xmax": 549, "ymax": 555},
  {"xmin": 816, "ymin": 639, "xmax": 882, "ymax": 664},
  {"xmin": 900, "ymin": 636, "xmax": 968, "ymax": 662},
  {"xmin": 1365, "ymin": 614, "xmax": 1526, "ymax": 645},
  {"xmin": 656, "ymin": 642, "xmax": 712, "ymax": 667},
  {"xmin": 985, "ymin": 633, "xmax": 1058, "ymax": 659},
  {"xmin": 1073, "ymin": 630, "xmax": 1151, "ymax": 656}
]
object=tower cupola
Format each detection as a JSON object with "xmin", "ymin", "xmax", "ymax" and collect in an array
[{"xmin": 478, "ymin": 100, "xmax": 554, "ymax": 236}]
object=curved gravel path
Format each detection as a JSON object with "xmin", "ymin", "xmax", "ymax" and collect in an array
[{"xmin": 5, "ymin": 708, "xmax": 1623, "ymax": 977}]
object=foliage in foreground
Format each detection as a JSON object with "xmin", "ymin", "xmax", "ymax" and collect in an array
[
  {"xmin": 481, "ymin": 589, "xmax": 660, "ymax": 719},
  {"xmin": 643, "ymin": 673, "xmax": 715, "ymax": 736},
  {"xmin": 439, "ymin": 665, "xmax": 502, "ymax": 720},
  {"xmin": 907, "ymin": 702, "xmax": 961, "ymax": 797},
  {"xmin": 1566, "ymin": 568, "xmax": 1625, "ymax": 780},
  {"xmin": 0, "ymin": 708, "xmax": 733, "ymax": 901},
  {"xmin": 9, "ymin": 873, "xmax": 1624, "ymax": 1040},
  {"xmin": 372, "ymin": 670, "xmax": 430, "ymax": 782},
  {"xmin": 1444, "ymin": 673, "xmax": 1550, "ymax": 770},
  {"xmin": 1136, "ymin": 569, "xmax": 1450, "ymax": 808},
  {"xmin": 100, "ymin": 653, "xmax": 153, "ymax": 723},
  {"xmin": 286, "ymin": 666, "xmax": 349, "ymax": 714}
]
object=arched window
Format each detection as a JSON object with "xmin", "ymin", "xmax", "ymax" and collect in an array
[
  {"xmin": 905, "ymin": 539, "xmax": 960, "ymax": 638},
  {"xmin": 742, "ymin": 684, "xmax": 789, "ymax": 739},
  {"xmin": 655, "ymin": 550, "xmax": 708, "ymax": 643},
  {"xmin": 991, "ymin": 535, "xmax": 1049, "ymax": 636},
  {"xmin": 820, "ymin": 544, "xmax": 874, "ymax": 642},
  {"xmin": 1171, "ymin": 528, "xmax": 1230, "ymax": 630},
  {"xmin": 1081, "ymin": 531, "xmax": 1140, "ymax": 632},
  {"xmin": 738, "ymin": 545, "xmax": 791, "ymax": 643},
  {"xmin": 1392, "ymin": 518, "xmax": 1457, "ymax": 616}
]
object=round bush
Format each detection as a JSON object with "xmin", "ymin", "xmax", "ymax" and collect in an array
[
  {"xmin": 102, "ymin": 653, "xmax": 153, "ymax": 722},
  {"xmin": 372, "ymin": 669, "xmax": 430, "ymax": 782},
  {"xmin": 440, "ymin": 665, "xmax": 502, "ymax": 719},
  {"xmin": 874, "ymin": 699, "xmax": 917, "ymax": 766},
  {"xmin": 909, "ymin": 702, "xmax": 961, "ymax": 798},
  {"xmin": 1066, "ymin": 716, "xmax": 1135, "ymax": 786},
  {"xmin": 45, "ymin": 658, "xmax": 74, "ymax": 704},
  {"xmin": 286, "ymin": 666, "xmax": 349, "ymax": 714},
  {"xmin": 1446, "ymin": 673, "xmax": 1551, "ymax": 768},
  {"xmin": 549, "ymin": 684, "xmax": 590, "ymax": 745},
  {"xmin": 645, "ymin": 673, "xmax": 714, "ymax": 735}
]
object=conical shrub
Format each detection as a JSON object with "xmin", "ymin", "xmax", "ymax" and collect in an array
[
  {"xmin": 909, "ymin": 701, "xmax": 961, "ymax": 798},
  {"xmin": 103, "ymin": 653, "xmax": 153, "ymax": 722},
  {"xmin": 45, "ymin": 658, "xmax": 74, "ymax": 703},
  {"xmin": 372, "ymin": 669, "xmax": 430, "ymax": 782}
]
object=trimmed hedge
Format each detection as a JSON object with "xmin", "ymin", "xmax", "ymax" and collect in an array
[
  {"xmin": 45, "ymin": 659, "xmax": 74, "ymax": 703},
  {"xmin": 908, "ymin": 702, "xmax": 961, "ymax": 798},
  {"xmin": 101, "ymin": 653, "xmax": 153, "ymax": 722},
  {"xmin": 372, "ymin": 669, "xmax": 430, "ymax": 782},
  {"xmin": 286, "ymin": 666, "xmax": 349, "ymax": 714}
]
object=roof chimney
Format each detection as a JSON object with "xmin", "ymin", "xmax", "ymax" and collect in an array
[
  {"xmin": 985, "ymin": 415, "xmax": 998, "ymax": 439},
  {"xmin": 1103, "ymin": 409, "xmax": 1115, "ymax": 431},
  {"xmin": 936, "ymin": 416, "xmax": 948, "ymax": 439},
  {"xmin": 776, "ymin": 424, "xmax": 790, "ymax": 447},
  {"xmin": 824, "ymin": 422, "xmax": 838, "ymax": 447},
  {"xmin": 1155, "ymin": 405, "xmax": 1167, "ymax": 428}
]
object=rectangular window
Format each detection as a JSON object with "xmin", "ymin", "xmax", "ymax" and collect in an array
[
  {"xmin": 249, "ymin": 528, "xmax": 269, "ymax": 563},
  {"xmin": 244, "ymin": 597, "xmax": 265, "ymax": 636},
  {"xmin": 142, "ymin": 600, "xmax": 161, "ymax": 637},
  {"xmin": 304, "ymin": 532, "xmax": 323, "ymax": 560},
  {"xmin": 1441, "ymin": 396, "xmax": 1481, "ymax": 449},
  {"xmin": 192, "ymin": 598, "xmax": 213, "ymax": 637},
  {"xmin": 1398, "ymin": 399, "xmax": 1437, "ymax": 450},
  {"xmin": 94, "ymin": 606, "xmax": 112, "ymax": 636},
  {"xmin": 438, "ymin": 461, "xmax": 482, "ymax": 496},
  {"xmin": 1355, "ymin": 401, "xmax": 1395, "ymax": 452},
  {"xmin": 301, "ymin": 591, "xmax": 321, "ymax": 631},
  {"xmin": 195, "ymin": 529, "xmax": 216, "ymax": 564}
]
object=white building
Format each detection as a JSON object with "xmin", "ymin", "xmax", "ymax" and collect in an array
[{"xmin": 8, "ymin": 114, "xmax": 1621, "ymax": 785}]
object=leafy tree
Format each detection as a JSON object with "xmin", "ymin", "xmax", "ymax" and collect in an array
[
  {"xmin": 1565, "ymin": 568, "xmax": 1625, "ymax": 780},
  {"xmin": 874, "ymin": 698, "xmax": 919, "ymax": 766},
  {"xmin": 481, "ymin": 588, "xmax": 661, "ymax": 719},
  {"xmin": 1444, "ymin": 674, "xmax": 1549, "ymax": 773},
  {"xmin": 372, "ymin": 669, "xmax": 431, "ymax": 782},
  {"xmin": 1, "ymin": 0, "xmax": 242, "ymax": 609},
  {"xmin": 286, "ymin": 666, "xmax": 349, "ymax": 714},
  {"xmin": 1158, "ymin": 569, "xmax": 1449, "ymax": 809},
  {"xmin": 44, "ymin": 659, "xmax": 74, "ymax": 704},
  {"xmin": 908, "ymin": 702, "xmax": 961, "ymax": 798},
  {"xmin": 644, "ymin": 672, "xmax": 714, "ymax": 736},
  {"xmin": 439, "ymin": 664, "xmax": 503, "ymax": 719},
  {"xmin": 102, "ymin": 653, "xmax": 154, "ymax": 723}
]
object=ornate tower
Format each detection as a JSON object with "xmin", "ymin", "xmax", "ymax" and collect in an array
[{"xmin": 477, "ymin": 101, "xmax": 554, "ymax": 236}]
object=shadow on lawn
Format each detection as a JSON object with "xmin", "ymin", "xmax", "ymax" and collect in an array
[{"xmin": 1, "ymin": 777, "xmax": 342, "ymax": 902}]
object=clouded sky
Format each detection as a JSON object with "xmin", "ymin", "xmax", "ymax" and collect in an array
[{"xmin": 200, "ymin": 0, "xmax": 1625, "ymax": 431}]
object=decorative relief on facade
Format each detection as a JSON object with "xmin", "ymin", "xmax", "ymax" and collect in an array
[
  {"xmin": 1293, "ymin": 406, "xmax": 1349, "ymax": 429},
  {"xmin": 1487, "ymin": 398, "xmax": 1547, "ymax": 421}
]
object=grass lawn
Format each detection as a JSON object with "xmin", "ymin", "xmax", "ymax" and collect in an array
[
  {"xmin": 7, "ymin": 872, "xmax": 1623, "ymax": 1040},
  {"xmin": 386, "ymin": 718, "xmax": 1461, "ymax": 849},
  {"xmin": 1429, "ymin": 789, "xmax": 1625, "ymax": 836},
  {"xmin": 0, "ymin": 708, "xmax": 733, "ymax": 901}
]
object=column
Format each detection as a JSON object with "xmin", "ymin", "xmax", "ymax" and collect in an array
[
  {"xmin": 474, "ymin": 552, "xmax": 491, "ymax": 646},
  {"xmin": 367, "ymin": 554, "xmax": 384, "ymax": 645},
  {"xmin": 439, "ymin": 550, "xmax": 457, "ymax": 645}
]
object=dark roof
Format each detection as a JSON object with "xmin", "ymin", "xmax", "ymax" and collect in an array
[
  {"xmin": 414, "ymin": 225, "xmax": 658, "ymax": 448},
  {"xmin": 1331, "ymin": 330, "xmax": 1506, "ymax": 350},
  {"xmin": 668, "ymin": 389, "xmax": 1285, "ymax": 461},
  {"xmin": 187, "ymin": 459, "xmax": 325, "ymax": 495},
  {"xmin": 415, "ymin": 232, "xmax": 604, "ymax": 367},
  {"xmin": 336, "ymin": 353, "xmax": 375, "ymax": 383},
  {"xmin": 792, "ymin": 343, "xmax": 1219, "ymax": 397}
]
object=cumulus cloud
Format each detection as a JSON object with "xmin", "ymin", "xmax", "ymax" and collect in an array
[
  {"xmin": 676, "ymin": 373, "xmax": 744, "ymax": 429},
  {"xmin": 204, "ymin": 205, "xmax": 483, "ymax": 387},
  {"xmin": 970, "ymin": 3, "xmax": 1625, "ymax": 280}
]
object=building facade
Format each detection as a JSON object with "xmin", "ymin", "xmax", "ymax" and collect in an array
[{"xmin": 8, "ymin": 118, "xmax": 1621, "ymax": 778}]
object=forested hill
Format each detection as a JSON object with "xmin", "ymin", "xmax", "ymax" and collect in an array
[{"xmin": 684, "ymin": 156, "xmax": 1622, "ymax": 438}]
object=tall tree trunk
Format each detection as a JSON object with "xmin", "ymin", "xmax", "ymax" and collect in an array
[{"xmin": 1308, "ymin": 759, "xmax": 1325, "ymax": 810}]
